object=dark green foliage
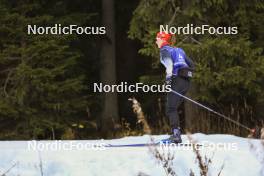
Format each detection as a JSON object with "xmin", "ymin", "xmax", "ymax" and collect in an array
[
  {"xmin": 0, "ymin": 0, "xmax": 262, "ymax": 139},
  {"xmin": 0, "ymin": 0, "xmax": 100, "ymax": 139},
  {"xmin": 129, "ymin": 0, "xmax": 264, "ymax": 133}
]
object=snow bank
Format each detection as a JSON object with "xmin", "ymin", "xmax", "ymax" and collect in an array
[{"xmin": 0, "ymin": 134, "xmax": 263, "ymax": 176}]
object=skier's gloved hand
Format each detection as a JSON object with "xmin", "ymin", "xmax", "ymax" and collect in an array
[{"xmin": 165, "ymin": 76, "xmax": 172, "ymax": 85}]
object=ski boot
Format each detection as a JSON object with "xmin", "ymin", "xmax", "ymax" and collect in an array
[{"xmin": 161, "ymin": 128, "xmax": 182, "ymax": 144}]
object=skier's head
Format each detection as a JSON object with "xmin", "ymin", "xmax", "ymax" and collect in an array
[{"xmin": 156, "ymin": 32, "xmax": 172, "ymax": 48}]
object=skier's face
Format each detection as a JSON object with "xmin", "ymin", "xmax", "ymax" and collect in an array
[{"xmin": 156, "ymin": 37, "xmax": 163, "ymax": 48}]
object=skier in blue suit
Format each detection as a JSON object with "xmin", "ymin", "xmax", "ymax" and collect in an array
[{"xmin": 156, "ymin": 32, "xmax": 194, "ymax": 143}]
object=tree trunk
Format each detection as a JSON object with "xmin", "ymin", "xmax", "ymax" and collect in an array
[
  {"xmin": 100, "ymin": 0, "xmax": 119, "ymax": 137},
  {"xmin": 181, "ymin": 0, "xmax": 199, "ymax": 133}
]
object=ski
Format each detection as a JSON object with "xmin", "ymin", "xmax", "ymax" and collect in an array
[
  {"xmin": 105, "ymin": 143, "xmax": 159, "ymax": 147},
  {"xmin": 105, "ymin": 142, "xmax": 202, "ymax": 148}
]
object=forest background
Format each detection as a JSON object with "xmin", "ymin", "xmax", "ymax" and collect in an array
[{"xmin": 0, "ymin": 0, "xmax": 263, "ymax": 139}]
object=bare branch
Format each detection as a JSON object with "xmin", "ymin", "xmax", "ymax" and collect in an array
[
  {"xmin": 38, "ymin": 151, "xmax": 44, "ymax": 176},
  {"xmin": 5, "ymin": 57, "xmax": 21, "ymax": 60},
  {"xmin": 176, "ymin": 36, "xmax": 190, "ymax": 46},
  {"xmin": 0, "ymin": 162, "xmax": 18, "ymax": 176},
  {"xmin": 3, "ymin": 69, "xmax": 14, "ymax": 97},
  {"xmin": 148, "ymin": 137, "xmax": 177, "ymax": 176},
  {"xmin": 168, "ymin": 0, "xmax": 180, "ymax": 26},
  {"xmin": 190, "ymin": 37, "xmax": 202, "ymax": 45},
  {"xmin": 129, "ymin": 97, "xmax": 151, "ymax": 134},
  {"xmin": 0, "ymin": 68, "xmax": 16, "ymax": 74}
]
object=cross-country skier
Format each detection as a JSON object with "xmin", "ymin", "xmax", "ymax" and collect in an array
[{"xmin": 156, "ymin": 32, "xmax": 194, "ymax": 143}]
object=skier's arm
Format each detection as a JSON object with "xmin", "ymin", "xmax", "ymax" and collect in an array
[
  {"xmin": 185, "ymin": 56, "xmax": 195, "ymax": 70},
  {"xmin": 178, "ymin": 48, "xmax": 195, "ymax": 70},
  {"xmin": 160, "ymin": 49, "xmax": 173, "ymax": 80}
]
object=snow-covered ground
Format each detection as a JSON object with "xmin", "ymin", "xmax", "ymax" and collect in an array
[{"xmin": 0, "ymin": 133, "xmax": 263, "ymax": 176}]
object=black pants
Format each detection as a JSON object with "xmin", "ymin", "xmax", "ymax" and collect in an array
[{"xmin": 166, "ymin": 76, "xmax": 190, "ymax": 129}]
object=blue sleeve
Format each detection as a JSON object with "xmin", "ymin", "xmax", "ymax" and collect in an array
[{"xmin": 160, "ymin": 49, "xmax": 173, "ymax": 78}]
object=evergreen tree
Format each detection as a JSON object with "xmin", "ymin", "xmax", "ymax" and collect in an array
[
  {"xmin": 129, "ymin": 0, "xmax": 264, "ymax": 134},
  {"xmin": 0, "ymin": 0, "xmax": 98, "ymax": 139}
]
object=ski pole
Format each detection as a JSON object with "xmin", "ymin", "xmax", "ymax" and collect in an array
[{"xmin": 171, "ymin": 90, "xmax": 252, "ymax": 132}]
